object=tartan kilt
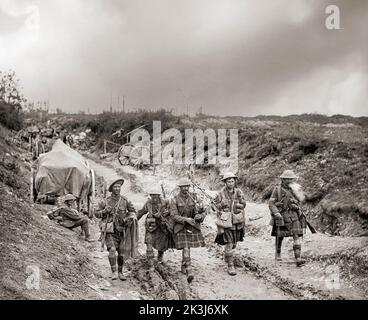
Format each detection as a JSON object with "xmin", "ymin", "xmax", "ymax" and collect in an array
[
  {"xmin": 215, "ymin": 228, "xmax": 244, "ymax": 246},
  {"xmin": 145, "ymin": 227, "xmax": 175, "ymax": 251},
  {"xmin": 271, "ymin": 213, "xmax": 303, "ymax": 237},
  {"xmin": 174, "ymin": 226, "xmax": 205, "ymax": 249}
]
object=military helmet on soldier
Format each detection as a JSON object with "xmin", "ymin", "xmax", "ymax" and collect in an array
[
  {"xmin": 221, "ymin": 172, "xmax": 238, "ymax": 181},
  {"xmin": 108, "ymin": 178, "xmax": 125, "ymax": 192},
  {"xmin": 148, "ymin": 186, "xmax": 161, "ymax": 195},
  {"xmin": 177, "ymin": 177, "xmax": 191, "ymax": 187},
  {"xmin": 280, "ymin": 170, "xmax": 298, "ymax": 179},
  {"xmin": 63, "ymin": 194, "xmax": 76, "ymax": 202}
]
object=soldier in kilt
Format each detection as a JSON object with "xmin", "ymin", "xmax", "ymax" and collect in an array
[
  {"xmin": 268, "ymin": 170, "xmax": 307, "ymax": 267},
  {"xmin": 213, "ymin": 172, "xmax": 246, "ymax": 276},
  {"xmin": 170, "ymin": 178, "xmax": 206, "ymax": 283},
  {"xmin": 95, "ymin": 178, "xmax": 138, "ymax": 280},
  {"xmin": 137, "ymin": 187, "xmax": 175, "ymax": 271}
]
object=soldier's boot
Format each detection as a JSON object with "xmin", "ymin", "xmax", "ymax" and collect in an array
[
  {"xmin": 147, "ymin": 249, "xmax": 155, "ymax": 272},
  {"xmin": 117, "ymin": 256, "xmax": 126, "ymax": 281},
  {"xmin": 109, "ymin": 249, "xmax": 118, "ymax": 280},
  {"xmin": 184, "ymin": 257, "xmax": 194, "ymax": 283},
  {"xmin": 293, "ymin": 244, "xmax": 306, "ymax": 267},
  {"xmin": 157, "ymin": 251, "xmax": 164, "ymax": 263},
  {"xmin": 111, "ymin": 270, "xmax": 118, "ymax": 280},
  {"xmin": 227, "ymin": 256, "xmax": 237, "ymax": 276},
  {"xmin": 85, "ymin": 235, "xmax": 95, "ymax": 242}
]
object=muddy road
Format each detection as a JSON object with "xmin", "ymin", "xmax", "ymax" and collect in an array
[{"xmin": 84, "ymin": 155, "xmax": 368, "ymax": 300}]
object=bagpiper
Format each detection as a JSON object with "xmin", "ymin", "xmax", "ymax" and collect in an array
[{"xmin": 170, "ymin": 177, "xmax": 206, "ymax": 283}]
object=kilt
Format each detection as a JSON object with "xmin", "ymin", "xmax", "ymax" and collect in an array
[
  {"xmin": 104, "ymin": 231, "xmax": 124, "ymax": 252},
  {"xmin": 215, "ymin": 228, "xmax": 244, "ymax": 246},
  {"xmin": 145, "ymin": 227, "xmax": 175, "ymax": 251},
  {"xmin": 271, "ymin": 210, "xmax": 303, "ymax": 237},
  {"xmin": 174, "ymin": 226, "xmax": 205, "ymax": 249}
]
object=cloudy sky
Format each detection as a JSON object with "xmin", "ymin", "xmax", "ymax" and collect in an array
[{"xmin": 0, "ymin": 0, "xmax": 367, "ymax": 116}]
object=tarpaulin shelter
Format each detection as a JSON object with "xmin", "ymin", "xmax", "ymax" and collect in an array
[{"xmin": 32, "ymin": 139, "xmax": 95, "ymax": 213}]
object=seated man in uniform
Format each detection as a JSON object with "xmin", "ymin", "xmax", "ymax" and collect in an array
[{"xmin": 47, "ymin": 194, "xmax": 94, "ymax": 242}]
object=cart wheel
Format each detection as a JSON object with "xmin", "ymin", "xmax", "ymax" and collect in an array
[{"xmin": 118, "ymin": 144, "xmax": 134, "ymax": 166}]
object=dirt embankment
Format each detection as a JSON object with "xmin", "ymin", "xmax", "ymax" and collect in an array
[
  {"xmin": 0, "ymin": 126, "xmax": 102, "ymax": 299},
  {"xmin": 46, "ymin": 113, "xmax": 368, "ymax": 236},
  {"xmin": 185, "ymin": 118, "xmax": 368, "ymax": 236}
]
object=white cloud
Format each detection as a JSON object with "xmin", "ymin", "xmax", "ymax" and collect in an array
[
  {"xmin": 0, "ymin": 0, "xmax": 367, "ymax": 116},
  {"xmin": 327, "ymin": 72, "xmax": 368, "ymax": 116}
]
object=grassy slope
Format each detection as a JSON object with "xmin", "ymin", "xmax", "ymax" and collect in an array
[{"xmin": 185, "ymin": 115, "xmax": 368, "ymax": 236}]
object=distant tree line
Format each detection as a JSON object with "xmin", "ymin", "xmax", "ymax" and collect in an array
[{"xmin": 0, "ymin": 70, "xmax": 26, "ymax": 130}]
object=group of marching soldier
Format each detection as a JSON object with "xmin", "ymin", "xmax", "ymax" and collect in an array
[{"xmin": 48, "ymin": 169, "xmax": 312, "ymax": 283}]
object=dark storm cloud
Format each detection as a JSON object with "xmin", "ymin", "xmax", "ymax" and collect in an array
[{"xmin": 1, "ymin": 0, "xmax": 367, "ymax": 116}]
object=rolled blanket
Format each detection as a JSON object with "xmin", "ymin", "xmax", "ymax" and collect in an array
[{"xmin": 122, "ymin": 214, "xmax": 139, "ymax": 259}]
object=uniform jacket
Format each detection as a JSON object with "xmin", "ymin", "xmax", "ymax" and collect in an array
[
  {"xmin": 137, "ymin": 197, "xmax": 172, "ymax": 233},
  {"xmin": 48, "ymin": 206, "xmax": 83, "ymax": 228},
  {"xmin": 268, "ymin": 184, "xmax": 302, "ymax": 224},
  {"xmin": 170, "ymin": 192, "xmax": 205, "ymax": 234},
  {"xmin": 214, "ymin": 187, "xmax": 246, "ymax": 230},
  {"xmin": 95, "ymin": 194, "xmax": 136, "ymax": 232}
]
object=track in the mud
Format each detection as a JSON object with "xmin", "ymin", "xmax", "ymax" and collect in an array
[
  {"xmin": 84, "ymin": 156, "xmax": 367, "ymax": 300},
  {"xmin": 85, "ymin": 157, "xmax": 292, "ymax": 300}
]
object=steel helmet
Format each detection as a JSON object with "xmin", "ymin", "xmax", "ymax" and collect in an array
[
  {"xmin": 148, "ymin": 186, "xmax": 161, "ymax": 195},
  {"xmin": 280, "ymin": 170, "xmax": 298, "ymax": 179},
  {"xmin": 63, "ymin": 194, "xmax": 76, "ymax": 202},
  {"xmin": 177, "ymin": 177, "xmax": 191, "ymax": 187},
  {"xmin": 221, "ymin": 172, "xmax": 238, "ymax": 181}
]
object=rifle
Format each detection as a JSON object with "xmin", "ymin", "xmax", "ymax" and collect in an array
[
  {"xmin": 299, "ymin": 208, "xmax": 317, "ymax": 234},
  {"xmin": 278, "ymin": 186, "xmax": 317, "ymax": 234},
  {"xmin": 189, "ymin": 180, "xmax": 221, "ymax": 214}
]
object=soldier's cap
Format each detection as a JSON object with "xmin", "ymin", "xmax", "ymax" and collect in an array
[
  {"xmin": 64, "ymin": 194, "xmax": 76, "ymax": 202},
  {"xmin": 221, "ymin": 172, "xmax": 238, "ymax": 181},
  {"xmin": 108, "ymin": 178, "xmax": 125, "ymax": 192},
  {"xmin": 280, "ymin": 170, "xmax": 298, "ymax": 179},
  {"xmin": 177, "ymin": 177, "xmax": 191, "ymax": 187}
]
